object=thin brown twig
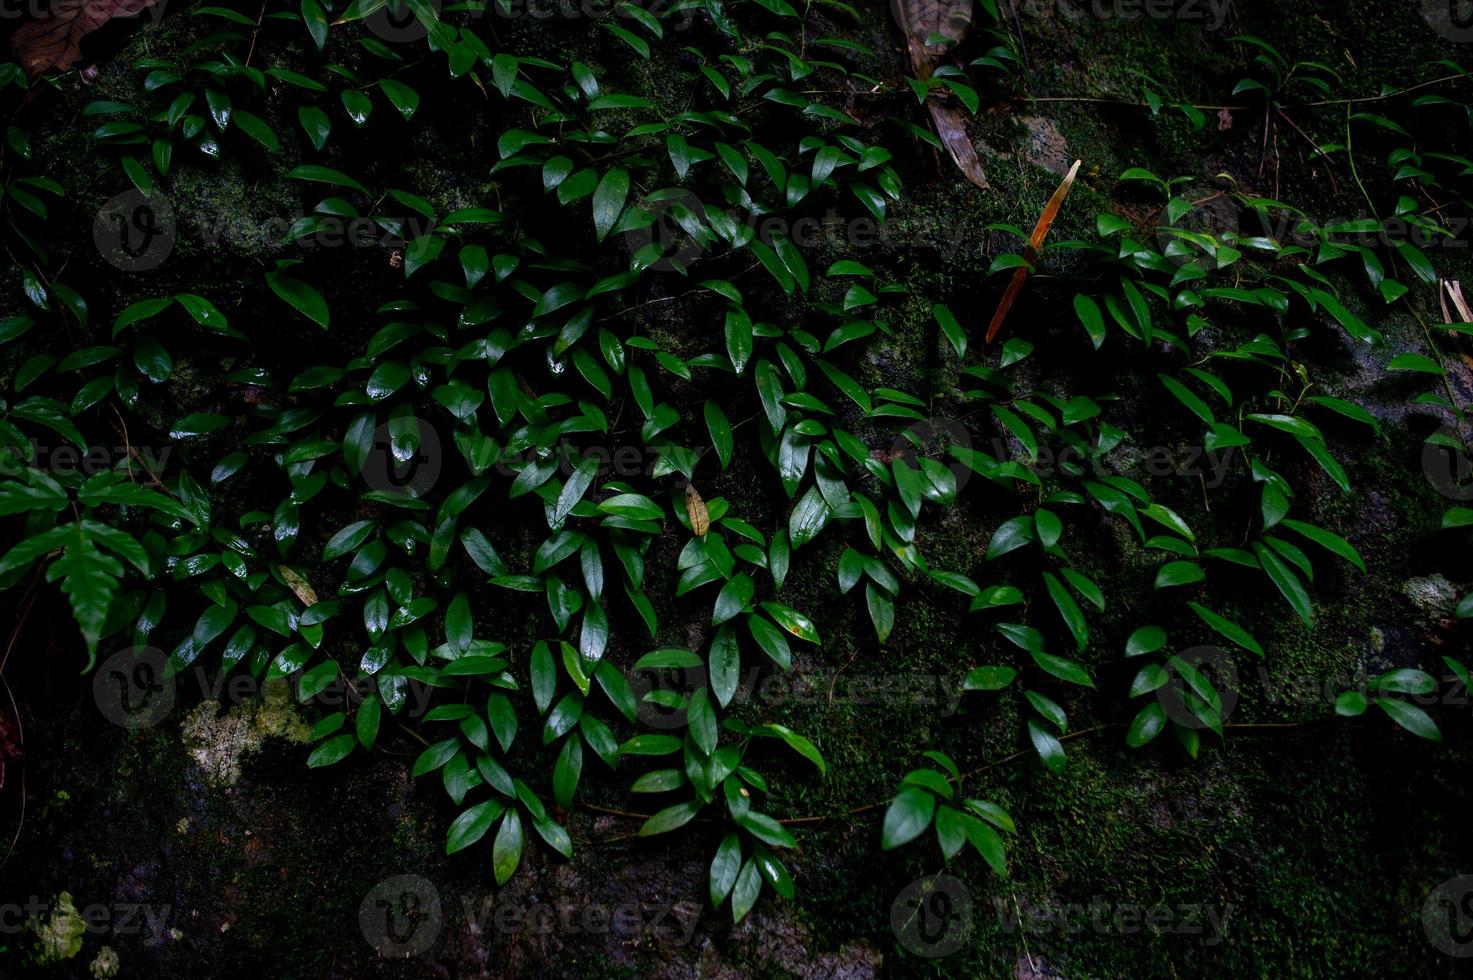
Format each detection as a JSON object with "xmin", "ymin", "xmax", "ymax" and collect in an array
[{"xmin": 0, "ymin": 675, "xmax": 25, "ymax": 872}]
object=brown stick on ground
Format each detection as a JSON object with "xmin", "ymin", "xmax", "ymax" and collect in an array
[{"xmin": 984, "ymin": 159, "xmax": 1083, "ymax": 345}]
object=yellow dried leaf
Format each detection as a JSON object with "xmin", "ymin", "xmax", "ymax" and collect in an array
[
  {"xmin": 280, "ymin": 566, "xmax": 318, "ymax": 607},
  {"xmin": 684, "ymin": 484, "xmax": 710, "ymax": 537}
]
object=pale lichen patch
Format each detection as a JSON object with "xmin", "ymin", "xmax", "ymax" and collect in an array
[
  {"xmin": 179, "ymin": 680, "xmax": 310, "ymax": 787},
  {"xmin": 31, "ymin": 891, "xmax": 85, "ymax": 964}
]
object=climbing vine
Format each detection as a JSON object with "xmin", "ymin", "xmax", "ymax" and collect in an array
[{"xmin": 1, "ymin": 0, "xmax": 1471, "ymax": 932}]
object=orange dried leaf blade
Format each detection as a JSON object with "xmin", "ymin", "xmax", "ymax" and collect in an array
[
  {"xmin": 12, "ymin": 0, "xmax": 160, "ymax": 78},
  {"xmin": 984, "ymin": 159, "xmax": 1082, "ymax": 345}
]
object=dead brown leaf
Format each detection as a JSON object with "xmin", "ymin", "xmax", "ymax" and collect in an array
[
  {"xmin": 12, "ymin": 0, "xmax": 161, "ymax": 78},
  {"xmin": 926, "ymin": 101, "xmax": 990, "ymax": 192},
  {"xmin": 684, "ymin": 483, "xmax": 709, "ymax": 537},
  {"xmin": 279, "ymin": 566, "xmax": 319, "ymax": 607},
  {"xmin": 984, "ymin": 159, "xmax": 1082, "ymax": 345},
  {"xmin": 894, "ymin": 0, "xmax": 989, "ymax": 190},
  {"xmin": 1442, "ymin": 280, "xmax": 1471, "ymax": 324}
]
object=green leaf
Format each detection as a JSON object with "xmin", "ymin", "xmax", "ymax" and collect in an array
[
  {"xmin": 705, "ymin": 400, "xmax": 733, "ymax": 468},
  {"xmin": 307, "ymin": 734, "xmax": 355, "ymax": 767},
  {"xmin": 963, "ymin": 666, "xmax": 1016, "ymax": 690},
  {"xmin": 1030, "ymin": 649, "xmax": 1094, "ymax": 688},
  {"xmin": 446, "ymin": 799, "xmax": 505, "ymax": 854},
  {"xmin": 1252, "ymin": 542, "xmax": 1313, "ymax": 625},
  {"xmin": 751, "ymin": 723, "xmax": 826, "ymax": 775},
  {"xmin": 640, "ymin": 800, "xmax": 703, "ymax": 836},
  {"xmin": 709, "ymin": 625, "xmax": 740, "ymax": 707},
  {"xmin": 287, "ymin": 164, "xmax": 367, "ymax": 193},
  {"xmin": 932, "ymin": 304, "xmax": 966, "ymax": 358},
  {"xmin": 710, "ymin": 833, "xmax": 742, "ymax": 907},
  {"xmin": 266, "ymin": 272, "xmax": 329, "ymax": 330},
  {"xmin": 174, "ymin": 294, "xmax": 229, "ymax": 332},
  {"xmin": 379, "ymin": 79, "xmax": 420, "ymax": 120},
  {"xmin": 881, "ymin": 786, "xmax": 935, "ymax": 850},
  {"xmin": 592, "ymin": 168, "xmax": 629, "ymax": 242},
  {"xmin": 963, "ymin": 814, "xmax": 1007, "ymax": 875},
  {"xmin": 1280, "ymin": 519, "xmax": 1364, "ymax": 572},
  {"xmin": 1074, "ymin": 294, "xmax": 1106, "ymax": 349},
  {"xmin": 492, "ymin": 810, "xmax": 524, "ymax": 884},
  {"xmin": 1126, "ymin": 703, "xmax": 1168, "ymax": 746},
  {"xmin": 1125, "ymin": 626, "xmax": 1167, "ymax": 657},
  {"xmin": 1159, "ymin": 374, "xmax": 1214, "ymax": 426},
  {"xmin": 49, "ymin": 524, "xmax": 124, "ymax": 665},
  {"xmin": 747, "ymin": 614, "xmax": 791, "ymax": 670},
  {"xmin": 1027, "ymin": 720, "xmax": 1066, "ymax": 772},
  {"xmin": 713, "ymin": 574, "xmax": 754, "ymax": 625},
  {"xmin": 731, "ymin": 859, "xmax": 762, "ymax": 923},
  {"xmin": 987, "ymin": 516, "xmax": 1035, "ymax": 559},
  {"xmin": 555, "ymin": 455, "xmax": 599, "ymax": 523},
  {"xmin": 1187, "ymin": 601, "xmax": 1264, "ymax": 657},
  {"xmin": 1043, "ymin": 572, "xmax": 1088, "ymax": 651},
  {"xmin": 1376, "ymin": 698, "xmax": 1441, "ymax": 741},
  {"xmin": 759, "ymin": 601, "xmax": 819, "ymax": 643},
  {"xmin": 788, "ymin": 485, "xmax": 830, "ymax": 549},
  {"xmin": 1387, "ymin": 352, "xmax": 1442, "ymax": 374},
  {"xmin": 1155, "ymin": 561, "xmax": 1205, "ymax": 588}
]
